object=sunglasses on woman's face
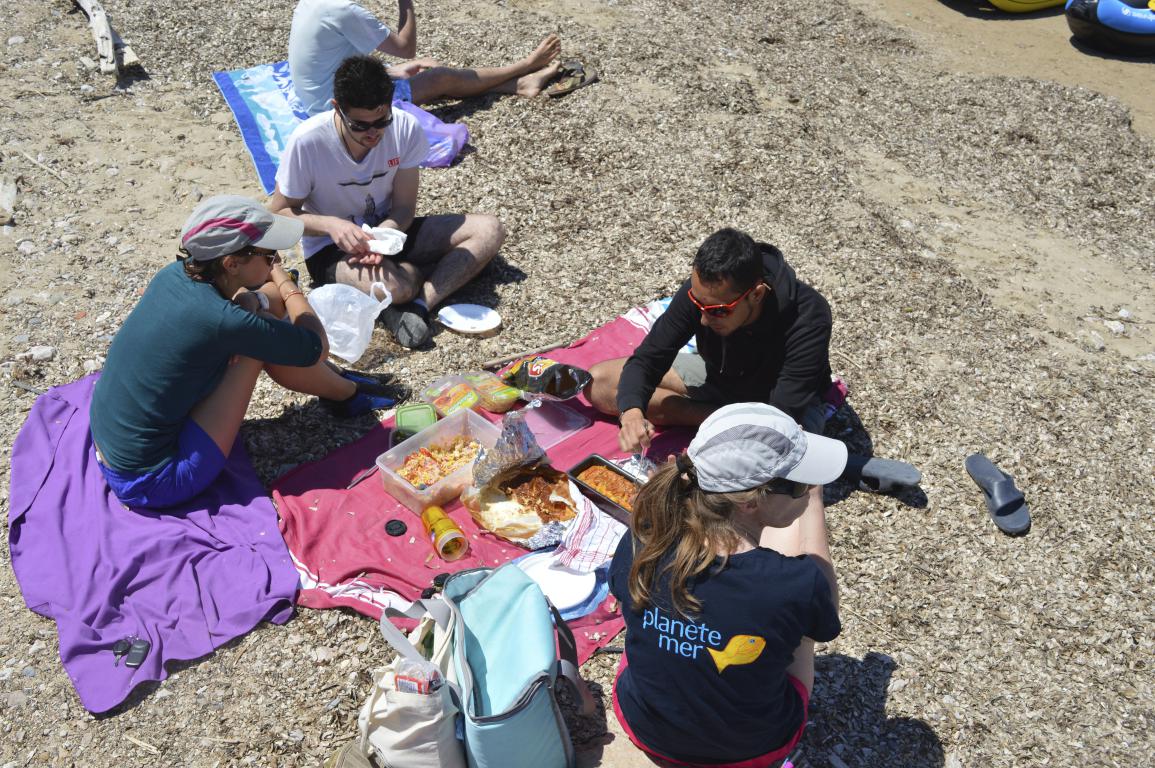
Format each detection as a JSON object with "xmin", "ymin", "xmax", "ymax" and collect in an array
[
  {"xmin": 239, "ymin": 247, "xmax": 278, "ymax": 264},
  {"xmin": 337, "ymin": 105, "xmax": 392, "ymax": 133},
  {"xmin": 687, "ymin": 283, "xmax": 757, "ymax": 318},
  {"xmin": 766, "ymin": 478, "xmax": 812, "ymax": 499}
]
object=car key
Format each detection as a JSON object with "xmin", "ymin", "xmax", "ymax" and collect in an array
[
  {"xmin": 124, "ymin": 638, "xmax": 151, "ymax": 669},
  {"xmin": 111, "ymin": 639, "xmax": 132, "ymax": 666}
]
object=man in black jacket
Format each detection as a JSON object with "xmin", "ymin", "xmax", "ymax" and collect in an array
[{"xmin": 588, "ymin": 228, "xmax": 833, "ymax": 453}]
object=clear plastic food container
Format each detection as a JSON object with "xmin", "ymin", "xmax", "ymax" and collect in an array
[
  {"xmin": 421, "ymin": 374, "xmax": 480, "ymax": 417},
  {"xmin": 462, "ymin": 371, "xmax": 520, "ymax": 413},
  {"xmin": 377, "ymin": 409, "xmax": 501, "ymax": 513}
]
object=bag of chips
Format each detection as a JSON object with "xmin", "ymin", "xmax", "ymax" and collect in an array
[{"xmin": 502, "ymin": 357, "xmax": 591, "ymax": 402}]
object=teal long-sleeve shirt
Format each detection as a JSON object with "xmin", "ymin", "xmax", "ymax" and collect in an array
[{"xmin": 90, "ymin": 261, "xmax": 324, "ymax": 473}]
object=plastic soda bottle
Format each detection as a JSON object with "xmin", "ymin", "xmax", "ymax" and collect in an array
[
  {"xmin": 421, "ymin": 505, "xmax": 468, "ymax": 562},
  {"xmin": 394, "ymin": 657, "xmax": 443, "ymax": 694}
]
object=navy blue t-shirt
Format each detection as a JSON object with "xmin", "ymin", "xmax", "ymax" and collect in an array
[{"xmin": 609, "ymin": 532, "xmax": 841, "ymax": 764}]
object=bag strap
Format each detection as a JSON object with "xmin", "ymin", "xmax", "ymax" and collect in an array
[
  {"xmin": 376, "ymin": 603, "xmax": 427, "ymax": 664},
  {"xmin": 548, "ymin": 603, "xmax": 598, "ymax": 715},
  {"xmin": 378, "ymin": 599, "xmax": 454, "ymax": 664},
  {"xmin": 378, "ymin": 599, "xmax": 473, "ymax": 715}
]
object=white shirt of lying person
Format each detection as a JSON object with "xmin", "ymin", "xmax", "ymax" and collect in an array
[
  {"xmin": 276, "ymin": 107, "xmax": 429, "ymax": 259},
  {"xmin": 289, "ymin": 0, "xmax": 393, "ymax": 116}
]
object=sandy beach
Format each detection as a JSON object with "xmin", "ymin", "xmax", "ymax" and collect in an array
[{"xmin": 1, "ymin": 0, "xmax": 1152, "ymax": 766}]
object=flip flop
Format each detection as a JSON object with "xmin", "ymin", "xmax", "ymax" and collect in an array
[
  {"xmin": 842, "ymin": 455, "xmax": 923, "ymax": 494},
  {"xmin": 965, "ymin": 453, "xmax": 1031, "ymax": 536},
  {"xmin": 544, "ymin": 60, "xmax": 598, "ymax": 98}
]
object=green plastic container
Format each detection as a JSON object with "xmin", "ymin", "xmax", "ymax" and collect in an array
[{"xmin": 393, "ymin": 402, "xmax": 439, "ymax": 444}]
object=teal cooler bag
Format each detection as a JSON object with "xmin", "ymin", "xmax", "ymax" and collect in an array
[{"xmin": 443, "ymin": 564, "xmax": 595, "ymax": 768}]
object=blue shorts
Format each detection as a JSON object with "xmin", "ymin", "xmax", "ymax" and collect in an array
[
  {"xmin": 393, "ymin": 78, "xmax": 412, "ymax": 102},
  {"xmin": 97, "ymin": 419, "xmax": 228, "ymax": 509}
]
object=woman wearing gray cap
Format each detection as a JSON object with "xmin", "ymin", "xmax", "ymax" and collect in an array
[
  {"xmin": 90, "ymin": 195, "xmax": 394, "ymax": 509},
  {"xmin": 608, "ymin": 402, "xmax": 848, "ymax": 767}
]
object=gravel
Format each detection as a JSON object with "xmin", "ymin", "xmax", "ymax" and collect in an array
[{"xmin": 1, "ymin": 0, "xmax": 1153, "ymax": 766}]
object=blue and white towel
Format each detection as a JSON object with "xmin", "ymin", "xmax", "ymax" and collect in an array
[
  {"xmin": 622, "ymin": 297, "xmax": 698, "ymax": 354},
  {"xmin": 213, "ymin": 61, "xmax": 468, "ymax": 194}
]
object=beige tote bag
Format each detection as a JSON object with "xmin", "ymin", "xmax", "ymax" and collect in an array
[{"xmin": 357, "ymin": 606, "xmax": 466, "ymax": 768}]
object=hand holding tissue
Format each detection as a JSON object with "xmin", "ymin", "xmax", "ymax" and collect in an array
[{"xmin": 361, "ymin": 224, "xmax": 408, "ymax": 256}]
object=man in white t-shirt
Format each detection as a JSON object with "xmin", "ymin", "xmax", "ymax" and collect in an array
[
  {"xmin": 289, "ymin": 0, "xmax": 563, "ymax": 116},
  {"xmin": 270, "ymin": 55, "xmax": 506, "ymax": 348}
]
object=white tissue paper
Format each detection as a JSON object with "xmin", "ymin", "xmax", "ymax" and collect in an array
[{"xmin": 361, "ymin": 224, "xmax": 407, "ymax": 256}]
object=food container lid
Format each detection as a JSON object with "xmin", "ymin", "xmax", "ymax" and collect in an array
[
  {"xmin": 395, "ymin": 402, "xmax": 439, "ymax": 434},
  {"xmin": 524, "ymin": 401, "xmax": 591, "ymax": 450}
]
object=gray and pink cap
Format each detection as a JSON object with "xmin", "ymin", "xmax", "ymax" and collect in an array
[
  {"xmin": 179, "ymin": 195, "xmax": 303, "ymax": 261},
  {"xmin": 687, "ymin": 403, "xmax": 848, "ymax": 492}
]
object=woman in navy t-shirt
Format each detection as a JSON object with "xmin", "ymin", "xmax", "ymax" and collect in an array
[
  {"xmin": 90, "ymin": 196, "xmax": 395, "ymax": 509},
  {"xmin": 609, "ymin": 402, "xmax": 848, "ymax": 767}
]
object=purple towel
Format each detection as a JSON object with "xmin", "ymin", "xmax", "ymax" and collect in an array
[{"xmin": 7, "ymin": 375, "xmax": 299, "ymax": 713}]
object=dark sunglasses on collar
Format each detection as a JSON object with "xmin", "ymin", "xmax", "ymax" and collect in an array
[
  {"xmin": 337, "ymin": 105, "xmax": 392, "ymax": 133},
  {"xmin": 687, "ymin": 282, "xmax": 758, "ymax": 318},
  {"xmin": 766, "ymin": 478, "xmax": 812, "ymax": 499}
]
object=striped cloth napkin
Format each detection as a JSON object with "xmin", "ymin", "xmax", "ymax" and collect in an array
[{"xmin": 555, "ymin": 484, "xmax": 627, "ymax": 573}]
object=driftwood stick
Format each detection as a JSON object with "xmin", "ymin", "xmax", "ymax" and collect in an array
[
  {"xmin": 110, "ymin": 26, "xmax": 143, "ymax": 75},
  {"xmin": 832, "ymin": 348, "xmax": 863, "ymax": 372},
  {"xmin": 123, "ymin": 733, "xmax": 160, "ymax": 755},
  {"xmin": 73, "ymin": 0, "xmax": 117, "ymax": 74},
  {"xmin": 16, "ymin": 150, "xmax": 70, "ymax": 184},
  {"xmin": 12, "ymin": 380, "xmax": 47, "ymax": 396},
  {"xmin": 480, "ymin": 340, "xmax": 568, "ymax": 370}
]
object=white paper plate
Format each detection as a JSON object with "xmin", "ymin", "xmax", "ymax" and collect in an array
[
  {"xmin": 436, "ymin": 304, "xmax": 502, "ymax": 335},
  {"xmin": 515, "ymin": 551, "xmax": 598, "ymax": 612}
]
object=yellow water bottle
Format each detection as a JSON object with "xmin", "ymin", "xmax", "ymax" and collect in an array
[{"xmin": 421, "ymin": 505, "xmax": 468, "ymax": 562}]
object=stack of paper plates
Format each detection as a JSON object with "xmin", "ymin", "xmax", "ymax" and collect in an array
[{"xmin": 515, "ymin": 549, "xmax": 605, "ymax": 618}]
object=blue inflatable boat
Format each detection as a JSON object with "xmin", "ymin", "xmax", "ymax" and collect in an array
[{"xmin": 1066, "ymin": 0, "xmax": 1155, "ymax": 55}]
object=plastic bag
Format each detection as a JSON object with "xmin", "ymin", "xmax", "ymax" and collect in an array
[
  {"xmin": 393, "ymin": 101, "xmax": 469, "ymax": 169},
  {"xmin": 307, "ymin": 281, "xmax": 392, "ymax": 364},
  {"xmin": 462, "ymin": 406, "xmax": 572, "ymax": 549}
]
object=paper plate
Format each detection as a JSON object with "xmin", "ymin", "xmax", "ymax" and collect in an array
[
  {"xmin": 515, "ymin": 550, "xmax": 598, "ymax": 613},
  {"xmin": 436, "ymin": 304, "xmax": 502, "ymax": 336}
]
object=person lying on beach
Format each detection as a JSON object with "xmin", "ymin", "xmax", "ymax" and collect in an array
[
  {"xmin": 587, "ymin": 227, "xmax": 834, "ymax": 453},
  {"xmin": 609, "ymin": 402, "xmax": 846, "ymax": 767},
  {"xmin": 89, "ymin": 196, "xmax": 396, "ymax": 510},
  {"xmin": 269, "ymin": 55, "xmax": 505, "ymax": 348},
  {"xmin": 289, "ymin": 0, "xmax": 563, "ymax": 116}
]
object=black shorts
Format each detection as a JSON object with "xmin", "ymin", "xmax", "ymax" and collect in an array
[{"xmin": 305, "ymin": 216, "xmax": 428, "ymax": 287}]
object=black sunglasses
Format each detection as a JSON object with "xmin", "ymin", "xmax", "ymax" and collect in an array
[
  {"xmin": 238, "ymin": 247, "xmax": 278, "ymax": 264},
  {"xmin": 766, "ymin": 478, "xmax": 812, "ymax": 499},
  {"xmin": 337, "ymin": 105, "xmax": 392, "ymax": 133}
]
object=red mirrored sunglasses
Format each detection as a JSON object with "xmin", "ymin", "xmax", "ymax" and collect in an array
[{"xmin": 687, "ymin": 283, "xmax": 758, "ymax": 318}]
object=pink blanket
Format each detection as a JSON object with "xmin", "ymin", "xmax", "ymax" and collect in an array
[{"xmin": 274, "ymin": 317, "xmax": 693, "ymax": 661}]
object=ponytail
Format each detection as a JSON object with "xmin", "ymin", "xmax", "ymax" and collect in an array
[{"xmin": 627, "ymin": 454, "xmax": 743, "ymax": 618}]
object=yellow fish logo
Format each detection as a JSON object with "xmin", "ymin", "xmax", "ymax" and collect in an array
[{"xmin": 707, "ymin": 635, "xmax": 766, "ymax": 673}]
